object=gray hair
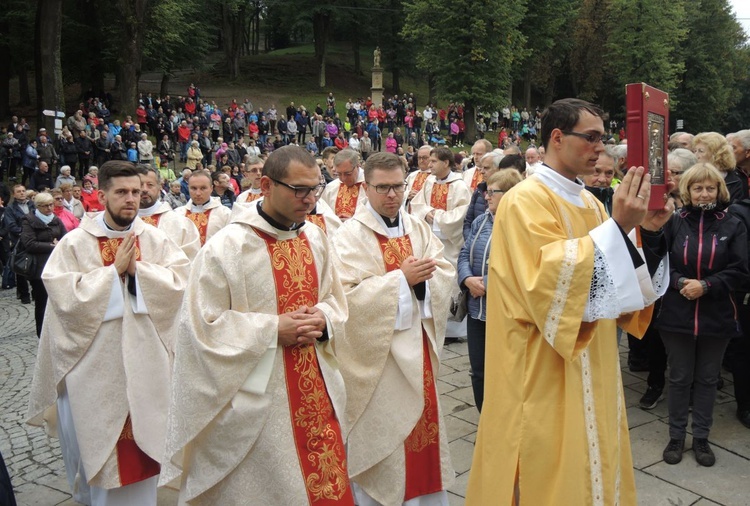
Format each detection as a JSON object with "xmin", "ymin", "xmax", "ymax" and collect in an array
[
  {"xmin": 610, "ymin": 144, "xmax": 627, "ymax": 164},
  {"xmin": 481, "ymin": 152, "xmax": 503, "ymax": 169},
  {"xmin": 333, "ymin": 148, "xmax": 360, "ymax": 169},
  {"xmin": 600, "ymin": 146, "xmax": 618, "ymax": 163},
  {"xmin": 732, "ymin": 130, "xmax": 750, "ymax": 150},
  {"xmin": 668, "ymin": 148, "xmax": 698, "ymax": 172}
]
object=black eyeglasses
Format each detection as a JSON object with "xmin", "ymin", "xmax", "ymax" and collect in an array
[
  {"xmin": 562, "ymin": 130, "xmax": 604, "ymax": 145},
  {"xmin": 485, "ymin": 189, "xmax": 505, "ymax": 197},
  {"xmin": 270, "ymin": 178, "xmax": 325, "ymax": 199},
  {"xmin": 372, "ymin": 183, "xmax": 408, "ymax": 194}
]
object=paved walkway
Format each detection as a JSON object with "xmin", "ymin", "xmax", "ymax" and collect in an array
[{"xmin": 1, "ymin": 288, "xmax": 749, "ymax": 505}]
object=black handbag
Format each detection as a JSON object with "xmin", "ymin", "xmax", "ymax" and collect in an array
[{"xmin": 10, "ymin": 242, "xmax": 36, "ymax": 278}]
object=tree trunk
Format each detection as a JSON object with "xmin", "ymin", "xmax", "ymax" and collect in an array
[
  {"xmin": 523, "ymin": 68, "xmax": 532, "ymax": 110},
  {"xmin": 118, "ymin": 0, "xmax": 149, "ymax": 117},
  {"xmin": 427, "ymin": 72, "xmax": 436, "ymax": 105},
  {"xmin": 0, "ymin": 14, "xmax": 8, "ymax": 117},
  {"xmin": 392, "ymin": 67, "xmax": 401, "ymax": 96},
  {"xmin": 36, "ymin": 0, "xmax": 65, "ymax": 132},
  {"xmin": 160, "ymin": 71, "xmax": 171, "ymax": 97},
  {"xmin": 254, "ymin": 7, "xmax": 260, "ymax": 55},
  {"xmin": 17, "ymin": 64, "xmax": 31, "ymax": 106},
  {"xmin": 313, "ymin": 11, "xmax": 330, "ymax": 88},
  {"xmin": 221, "ymin": 2, "xmax": 244, "ymax": 79},
  {"xmin": 464, "ymin": 103, "xmax": 476, "ymax": 145},
  {"xmin": 352, "ymin": 34, "xmax": 360, "ymax": 75}
]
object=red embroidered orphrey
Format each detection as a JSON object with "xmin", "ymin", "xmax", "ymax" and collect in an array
[
  {"xmin": 254, "ymin": 228, "xmax": 353, "ymax": 505},
  {"xmin": 374, "ymin": 233, "xmax": 443, "ymax": 500},
  {"xmin": 185, "ymin": 208, "xmax": 212, "ymax": 245}
]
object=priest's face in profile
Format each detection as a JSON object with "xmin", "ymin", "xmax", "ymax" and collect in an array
[
  {"xmin": 262, "ymin": 160, "xmax": 321, "ymax": 227},
  {"xmin": 139, "ymin": 171, "xmax": 161, "ymax": 208},
  {"xmin": 553, "ymin": 110, "xmax": 605, "ymax": 180},
  {"xmin": 364, "ymin": 168, "xmax": 406, "ymax": 219},
  {"xmin": 99, "ymin": 175, "xmax": 141, "ymax": 228}
]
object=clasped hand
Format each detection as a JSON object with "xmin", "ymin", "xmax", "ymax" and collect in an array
[
  {"xmin": 114, "ymin": 232, "xmax": 137, "ymax": 277},
  {"xmin": 278, "ymin": 306, "xmax": 326, "ymax": 347},
  {"xmin": 400, "ymin": 255, "xmax": 437, "ymax": 286}
]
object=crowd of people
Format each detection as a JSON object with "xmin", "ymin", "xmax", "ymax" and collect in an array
[{"xmin": 0, "ymin": 93, "xmax": 748, "ymax": 506}]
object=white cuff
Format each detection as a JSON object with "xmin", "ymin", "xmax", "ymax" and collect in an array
[
  {"xmin": 102, "ymin": 268, "xmax": 124, "ymax": 322},
  {"xmin": 395, "ymin": 271, "xmax": 413, "ymax": 331},
  {"xmin": 589, "ymin": 219, "xmax": 643, "ymax": 313},
  {"xmin": 130, "ymin": 271, "xmax": 149, "ymax": 315}
]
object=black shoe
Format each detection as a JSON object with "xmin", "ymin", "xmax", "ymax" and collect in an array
[
  {"xmin": 444, "ymin": 337, "xmax": 459, "ymax": 345},
  {"xmin": 737, "ymin": 409, "xmax": 750, "ymax": 429},
  {"xmin": 663, "ymin": 438, "xmax": 684, "ymax": 464},
  {"xmin": 639, "ymin": 387, "xmax": 664, "ymax": 410},
  {"xmin": 20, "ymin": 296, "xmax": 31, "ymax": 304},
  {"xmin": 692, "ymin": 438, "xmax": 716, "ymax": 467}
]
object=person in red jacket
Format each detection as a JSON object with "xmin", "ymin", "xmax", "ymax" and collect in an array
[
  {"xmin": 177, "ymin": 121, "xmax": 191, "ymax": 162},
  {"xmin": 334, "ymin": 132, "xmax": 349, "ymax": 150},
  {"xmin": 135, "ymin": 105, "xmax": 148, "ymax": 130},
  {"xmin": 79, "ymin": 179, "xmax": 103, "ymax": 212}
]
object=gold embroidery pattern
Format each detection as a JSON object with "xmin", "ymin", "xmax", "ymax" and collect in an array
[
  {"xmin": 335, "ymin": 183, "xmax": 360, "ymax": 217},
  {"xmin": 430, "ymin": 183, "xmax": 449, "ymax": 211},
  {"xmin": 97, "ymin": 237, "xmax": 142, "ymax": 267},
  {"xmin": 185, "ymin": 209, "xmax": 211, "ymax": 245},
  {"xmin": 404, "ymin": 365, "xmax": 439, "ymax": 452},
  {"xmin": 412, "ymin": 171, "xmax": 429, "ymax": 192},
  {"xmin": 307, "ymin": 214, "xmax": 328, "ymax": 235},
  {"xmin": 256, "ymin": 229, "xmax": 351, "ymax": 503},
  {"xmin": 140, "ymin": 214, "xmax": 161, "ymax": 227},
  {"xmin": 269, "ymin": 236, "xmax": 319, "ymax": 310},
  {"xmin": 246, "ymin": 192, "xmax": 262, "ymax": 202},
  {"xmin": 470, "ymin": 168, "xmax": 483, "ymax": 191},
  {"xmin": 118, "ymin": 416, "xmax": 135, "ymax": 441},
  {"xmin": 379, "ymin": 235, "xmax": 413, "ymax": 269}
]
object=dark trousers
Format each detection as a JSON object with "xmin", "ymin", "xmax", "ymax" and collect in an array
[
  {"xmin": 661, "ymin": 331, "xmax": 731, "ymax": 439},
  {"xmin": 16, "ymin": 273, "xmax": 30, "ymax": 300},
  {"xmin": 467, "ymin": 316, "xmax": 486, "ymax": 412},
  {"xmin": 644, "ymin": 304, "xmax": 667, "ymax": 389},
  {"xmin": 729, "ymin": 296, "xmax": 750, "ymax": 412},
  {"xmin": 30, "ymin": 278, "xmax": 47, "ymax": 337}
]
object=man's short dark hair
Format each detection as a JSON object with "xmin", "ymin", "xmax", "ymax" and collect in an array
[
  {"xmin": 136, "ymin": 164, "xmax": 161, "ymax": 182},
  {"xmin": 540, "ymin": 98, "xmax": 604, "ymax": 150},
  {"xmin": 364, "ymin": 152, "xmax": 405, "ymax": 182},
  {"xmin": 499, "ymin": 154, "xmax": 526, "ymax": 172},
  {"xmin": 211, "ymin": 170, "xmax": 224, "ymax": 185},
  {"xmin": 321, "ymin": 146, "xmax": 339, "ymax": 159},
  {"xmin": 263, "ymin": 145, "xmax": 317, "ymax": 180},
  {"xmin": 99, "ymin": 160, "xmax": 140, "ymax": 191}
]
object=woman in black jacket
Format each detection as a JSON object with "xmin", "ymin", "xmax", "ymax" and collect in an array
[
  {"xmin": 20, "ymin": 192, "xmax": 66, "ymax": 337},
  {"xmin": 651, "ymin": 163, "xmax": 748, "ymax": 467}
]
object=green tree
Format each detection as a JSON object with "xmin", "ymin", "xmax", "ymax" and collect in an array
[
  {"xmin": 569, "ymin": 0, "xmax": 610, "ymax": 102},
  {"xmin": 143, "ymin": 0, "xmax": 214, "ymax": 96},
  {"xmin": 603, "ymin": 0, "xmax": 687, "ymax": 114},
  {"xmin": 672, "ymin": 0, "xmax": 747, "ymax": 132},
  {"xmin": 403, "ymin": 0, "xmax": 527, "ymax": 141}
]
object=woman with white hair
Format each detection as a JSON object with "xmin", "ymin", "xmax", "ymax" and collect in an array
[
  {"xmin": 54, "ymin": 165, "xmax": 76, "ymax": 188},
  {"xmin": 186, "ymin": 140, "xmax": 203, "ymax": 169},
  {"xmin": 138, "ymin": 132, "xmax": 154, "ymax": 166}
]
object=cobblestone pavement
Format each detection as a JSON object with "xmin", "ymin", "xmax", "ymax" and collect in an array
[{"xmin": 1, "ymin": 287, "xmax": 749, "ymax": 505}]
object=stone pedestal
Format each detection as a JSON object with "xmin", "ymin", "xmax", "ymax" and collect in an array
[{"xmin": 371, "ymin": 65, "xmax": 384, "ymax": 108}]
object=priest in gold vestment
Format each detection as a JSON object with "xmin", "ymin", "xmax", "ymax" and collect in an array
[
  {"xmin": 332, "ymin": 153, "xmax": 455, "ymax": 506},
  {"xmin": 173, "ymin": 170, "xmax": 231, "ymax": 246},
  {"xmin": 27, "ymin": 161, "xmax": 190, "ymax": 505},
  {"xmin": 137, "ymin": 165, "xmax": 200, "ymax": 261},
  {"xmin": 162, "ymin": 146, "xmax": 353, "ymax": 505},
  {"xmin": 466, "ymin": 99, "xmax": 671, "ymax": 506}
]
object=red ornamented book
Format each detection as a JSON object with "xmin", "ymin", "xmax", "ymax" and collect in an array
[{"xmin": 626, "ymin": 83, "xmax": 669, "ymax": 210}]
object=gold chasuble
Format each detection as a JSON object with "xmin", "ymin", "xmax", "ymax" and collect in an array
[
  {"xmin": 97, "ymin": 237, "xmax": 161, "ymax": 486},
  {"xmin": 185, "ymin": 208, "xmax": 212, "ymax": 245},
  {"xmin": 335, "ymin": 183, "xmax": 362, "ymax": 217},
  {"xmin": 375, "ymin": 233, "xmax": 442, "ymax": 500},
  {"xmin": 466, "ymin": 176, "xmax": 653, "ymax": 506},
  {"xmin": 254, "ymin": 228, "xmax": 352, "ymax": 505}
]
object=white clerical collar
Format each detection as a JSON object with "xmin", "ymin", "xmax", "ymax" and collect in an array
[
  {"xmin": 534, "ymin": 164, "xmax": 586, "ymax": 207},
  {"xmin": 191, "ymin": 200, "xmax": 210, "ymax": 213},
  {"xmin": 366, "ymin": 202, "xmax": 404, "ymax": 238},
  {"xmin": 138, "ymin": 200, "xmax": 162, "ymax": 217},
  {"xmin": 434, "ymin": 171, "xmax": 455, "ymax": 184},
  {"xmin": 249, "ymin": 187, "xmax": 262, "ymax": 194},
  {"xmin": 96, "ymin": 212, "xmax": 134, "ymax": 238}
]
